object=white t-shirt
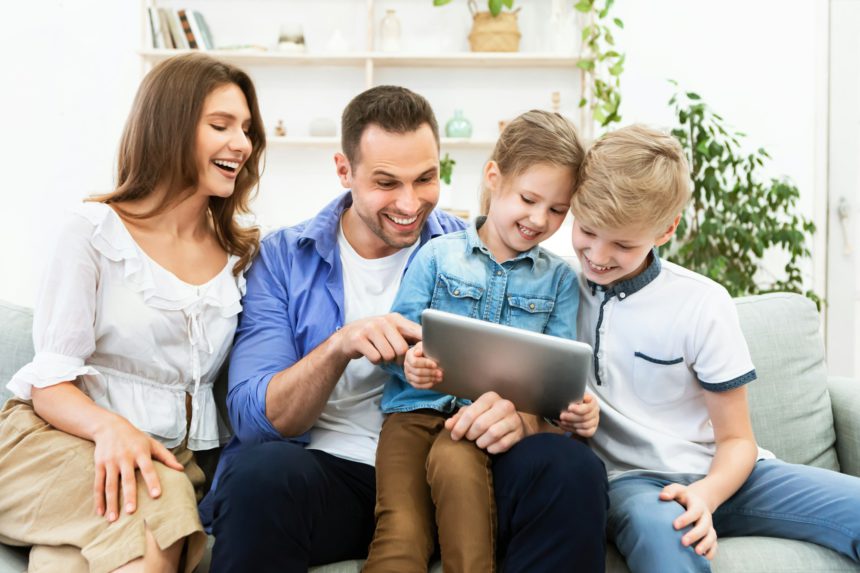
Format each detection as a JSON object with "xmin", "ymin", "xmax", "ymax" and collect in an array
[
  {"xmin": 7, "ymin": 203, "xmax": 242, "ymax": 450},
  {"xmin": 306, "ymin": 220, "xmax": 418, "ymax": 466},
  {"xmin": 578, "ymin": 255, "xmax": 773, "ymax": 479}
]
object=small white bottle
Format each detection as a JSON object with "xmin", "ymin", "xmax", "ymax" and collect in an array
[{"xmin": 380, "ymin": 9, "xmax": 402, "ymax": 52}]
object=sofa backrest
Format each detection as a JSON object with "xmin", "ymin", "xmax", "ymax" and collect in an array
[
  {"xmin": 0, "ymin": 301, "xmax": 34, "ymax": 405},
  {"xmin": 0, "ymin": 294, "xmax": 841, "ymax": 473},
  {"xmin": 735, "ymin": 293, "xmax": 839, "ymax": 471}
]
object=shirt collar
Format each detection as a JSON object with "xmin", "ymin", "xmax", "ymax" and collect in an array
[
  {"xmin": 587, "ymin": 248, "xmax": 662, "ymax": 300},
  {"xmin": 297, "ymin": 191, "xmax": 454, "ymax": 262},
  {"xmin": 467, "ymin": 216, "xmax": 540, "ymax": 266}
]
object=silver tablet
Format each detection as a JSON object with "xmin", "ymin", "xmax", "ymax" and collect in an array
[{"xmin": 421, "ymin": 308, "xmax": 593, "ymax": 419}]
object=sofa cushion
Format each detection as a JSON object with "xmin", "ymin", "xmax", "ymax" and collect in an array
[
  {"xmin": 606, "ymin": 536, "xmax": 860, "ymax": 573},
  {"xmin": 735, "ymin": 293, "xmax": 839, "ymax": 471},
  {"xmin": 0, "ymin": 301, "xmax": 34, "ymax": 405}
]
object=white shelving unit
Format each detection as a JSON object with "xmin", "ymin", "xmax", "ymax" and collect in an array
[{"xmin": 140, "ymin": 0, "xmax": 587, "ymax": 227}]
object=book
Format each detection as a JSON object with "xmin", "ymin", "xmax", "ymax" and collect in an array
[
  {"xmin": 187, "ymin": 10, "xmax": 208, "ymax": 51},
  {"xmin": 147, "ymin": 7, "xmax": 162, "ymax": 49},
  {"xmin": 166, "ymin": 9, "xmax": 188, "ymax": 49},
  {"xmin": 177, "ymin": 9, "xmax": 199, "ymax": 49},
  {"xmin": 192, "ymin": 10, "xmax": 214, "ymax": 50},
  {"xmin": 157, "ymin": 8, "xmax": 176, "ymax": 49}
]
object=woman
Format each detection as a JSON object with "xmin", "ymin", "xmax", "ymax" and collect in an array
[{"xmin": 0, "ymin": 53, "xmax": 264, "ymax": 572}]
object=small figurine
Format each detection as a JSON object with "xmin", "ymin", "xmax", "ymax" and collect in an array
[{"xmin": 274, "ymin": 119, "xmax": 286, "ymax": 137}]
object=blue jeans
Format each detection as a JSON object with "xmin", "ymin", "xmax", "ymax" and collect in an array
[{"xmin": 609, "ymin": 459, "xmax": 860, "ymax": 573}]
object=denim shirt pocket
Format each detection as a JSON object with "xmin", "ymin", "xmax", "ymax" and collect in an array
[
  {"xmin": 506, "ymin": 295, "xmax": 555, "ymax": 332},
  {"xmin": 431, "ymin": 274, "xmax": 484, "ymax": 319}
]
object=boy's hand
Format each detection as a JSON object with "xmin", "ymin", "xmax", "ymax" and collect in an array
[
  {"xmin": 404, "ymin": 342, "xmax": 443, "ymax": 389},
  {"xmin": 558, "ymin": 393, "xmax": 599, "ymax": 438},
  {"xmin": 660, "ymin": 483, "xmax": 718, "ymax": 560}
]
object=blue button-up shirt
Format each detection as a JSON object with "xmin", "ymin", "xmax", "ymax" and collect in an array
[
  {"xmin": 199, "ymin": 192, "xmax": 465, "ymax": 525},
  {"xmin": 381, "ymin": 217, "xmax": 580, "ymax": 414}
]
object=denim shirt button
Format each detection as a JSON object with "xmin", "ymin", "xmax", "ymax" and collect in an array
[
  {"xmin": 453, "ymin": 289, "xmax": 460, "ymax": 296},
  {"xmin": 496, "ymin": 270, "xmax": 502, "ymax": 276},
  {"xmin": 619, "ymin": 292, "xmax": 627, "ymax": 299},
  {"xmin": 529, "ymin": 303, "xmax": 535, "ymax": 310}
]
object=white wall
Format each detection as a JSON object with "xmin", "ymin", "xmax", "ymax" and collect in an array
[
  {"xmin": 0, "ymin": 0, "xmax": 825, "ymax": 308},
  {"xmin": 1, "ymin": 1, "xmax": 140, "ymax": 306}
]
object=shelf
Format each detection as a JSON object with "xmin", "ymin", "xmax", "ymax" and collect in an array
[
  {"xmin": 139, "ymin": 49, "xmax": 580, "ymax": 69},
  {"xmin": 266, "ymin": 136, "xmax": 497, "ymax": 149}
]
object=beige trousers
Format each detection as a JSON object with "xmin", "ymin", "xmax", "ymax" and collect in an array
[
  {"xmin": 0, "ymin": 400, "xmax": 206, "ymax": 573},
  {"xmin": 363, "ymin": 410, "xmax": 496, "ymax": 573}
]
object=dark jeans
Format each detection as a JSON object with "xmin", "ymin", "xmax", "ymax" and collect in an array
[{"xmin": 210, "ymin": 433, "xmax": 608, "ymax": 573}]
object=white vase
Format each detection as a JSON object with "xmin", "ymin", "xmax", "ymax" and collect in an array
[{"xmin": 380, "ymin": 9, "xmax": 401, "ymax": 52}]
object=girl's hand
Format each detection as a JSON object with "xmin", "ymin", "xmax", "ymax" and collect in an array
[
  {"xmin": 404, "ymin": 342, "xmax": 443, "ymax": 389},
  {"xmin": 558, "ymin": 393, "xmax": 599, "ymax": 437},
  {"xmin": 92, "ymin": 416, "xmax": 184, "ymax": 522},
  {"xmin": 660, "ymin": 483, "xmax": 719, "ymax": 560}
]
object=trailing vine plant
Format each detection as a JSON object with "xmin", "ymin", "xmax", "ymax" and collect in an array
[
  {"xmin": 574, "ymin": 0, "xmax": 625, "ymax": 131},
  {"xmin": 661, "ymin": 86, "xmax": 821, "ymax": 306}
]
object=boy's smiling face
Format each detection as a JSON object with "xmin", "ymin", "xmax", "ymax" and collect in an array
[{"xmin": 571, "ymin": 216, "xmax": 679, "ymax": 287}]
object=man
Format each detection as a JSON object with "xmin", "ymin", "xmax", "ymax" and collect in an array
[{"xmin": 206, "ymin": 86, "xmax": 608, "ymax": 572}]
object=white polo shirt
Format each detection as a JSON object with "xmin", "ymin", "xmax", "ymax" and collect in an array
[{"xmin": 577, "ymin": 252, "xmax": 773, "ymax": 479}]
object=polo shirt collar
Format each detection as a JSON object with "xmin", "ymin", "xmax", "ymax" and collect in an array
[
  {"xmin": 587, "ymin": 248, "xmax": 662, "ymax": 300},
  {"xmin": 467, "ymin": 216, "xmax": 540, "ymax": 266}
]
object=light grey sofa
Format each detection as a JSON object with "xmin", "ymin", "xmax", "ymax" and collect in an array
[{"xmin": 1, "ymin": 293, "xmax": 858, "ymax": 572}]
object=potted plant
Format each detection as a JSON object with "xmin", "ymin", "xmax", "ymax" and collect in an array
[
  {"xmin": 433, "ymin": 0, "xmax": 521, "ymax": 52},
  {"xmin": 662, "ymin": 86, "xmax": 821, "ymax": 306},
  {"xmin": 438, "ymin": 153, "xmax": 456, "ymax": 209}
]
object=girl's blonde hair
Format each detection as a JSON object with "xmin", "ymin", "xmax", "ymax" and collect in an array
[
  {"xmin": 480, "ymin": 110, "xmax": 584, "ymax": 215},
  {"xmin": 90, "ymin": 53, "xmax": 265, "ymax": 276},
  {"xmin": 571, "ymin": 124, "xmax": 691, "ymax": 232}
]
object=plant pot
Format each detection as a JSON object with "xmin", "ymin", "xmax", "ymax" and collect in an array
[{"xmin": 468, "ymin": 11, "xmax": 521, "ymax": 52}]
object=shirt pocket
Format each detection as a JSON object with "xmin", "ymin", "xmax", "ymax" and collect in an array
[
  {"xmin": 631, "ymin": 352, "xmax": 689, "ymax": 405},
  {"xmin": 431, "ymin": 274, "xmax": 484, "ymax": 319},
  {"xmin": 506, "ymin": 295, "xmax": 555, "ymax": 333}
]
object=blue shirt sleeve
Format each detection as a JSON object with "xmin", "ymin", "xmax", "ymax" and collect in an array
[
  {"xmin": 379, "ymin": 242, "xmax": 438, "ymax": 379},
  {"xmin": 391, "ymin": 242, "xmax": 438, "ymax": 324},
  {"xmin": 226, "ymin": 239, "xmax": 308, "ymax": 445},
  {"xmin": 543, "ymin": 263, "xmax": 579, "ymax": 341}
]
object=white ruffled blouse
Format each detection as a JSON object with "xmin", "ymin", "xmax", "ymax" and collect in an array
[{"xmin": 7, "ymin": 202, "xmax": 245, "ymax": 450}]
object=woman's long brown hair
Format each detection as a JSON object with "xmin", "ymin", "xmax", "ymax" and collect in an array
[{"xmin": 91, "ymin": 53, "xmax": 265, "ymax": 275}]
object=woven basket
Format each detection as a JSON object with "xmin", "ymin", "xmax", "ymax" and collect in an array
[{"xmin": 468, "ymin": 11, "xmax": 521, "ymax": 52}]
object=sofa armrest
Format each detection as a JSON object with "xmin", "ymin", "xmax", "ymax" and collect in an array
[{"xmin": 827, "ymin": 376, "xmax": 860, "ymax": 478}]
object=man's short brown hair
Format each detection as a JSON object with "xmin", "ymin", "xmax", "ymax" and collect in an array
[{"xmin": 341, "ymin": 85, "xmax": 440, "ymax": 165}]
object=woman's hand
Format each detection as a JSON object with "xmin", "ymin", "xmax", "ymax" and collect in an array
[
  {"xmin": 558, "ymin": 393, "xmax": 600, "ymax": 438},
  {"xmin": 660, "ymin": 483, "xmax": 719, "ymax": 560},
  {"xmin": 92, "ymin": 416, "xmax": 184, "ymax": 522},
  {"xmin": 404, "ymin": 342, "xmax": 443, "ymax": 389}
]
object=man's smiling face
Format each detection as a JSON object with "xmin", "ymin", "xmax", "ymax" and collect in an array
[{"xmin": 338, "ymin": 123, "xmax": 440, "ymax": 259}]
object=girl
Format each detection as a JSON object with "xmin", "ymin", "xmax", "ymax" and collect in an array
[
  {"xmin": 362, "ymin": 110, "xmax": 603, "ymax": 572},
  {"xmin": 0, "ymin": 53, "xmax": 264, "ymax": 572}
]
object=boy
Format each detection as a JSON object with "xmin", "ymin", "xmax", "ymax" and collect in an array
[{"xmin": 569, "ymin": 124, "xmax": 860, "ymax": 573}]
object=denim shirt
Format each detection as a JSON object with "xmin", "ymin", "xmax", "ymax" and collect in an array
[{"xmin": 382, "ymin": 217, "xmax": 579, "ymax": 414}]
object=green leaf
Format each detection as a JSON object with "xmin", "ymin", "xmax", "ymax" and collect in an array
[
  {"xmin": 574, "ymin": 0, "xmax": 592, "ymax": 12},
  {"xmin": 614, "ymin": 18, "xmax": 624, "ymax": 28},
  {"xmin": 581, "ymin": 25, "xmax": 593, "ymax": 41},
  {"xmin": 576, "ymin": 59, "xmax": 596, "ymax": 71},
  {"xmin": 686, "ymin": 92, "xmax": 701, "ymax": 100},
  {"xmin": 433, "ymin": 0, "xmax": 453, "ymax": 5},
  {"xmin": 502, "ymin": 0, "xmax": 514, "ymax": 8},
  {"xmin": 488, "ymin": 0, "xmax": 502, "ymax": 16}
]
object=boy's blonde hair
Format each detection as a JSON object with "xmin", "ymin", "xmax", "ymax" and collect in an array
[
  {"xmin": 571, "ymin": 124, "xmax": 691, "ymax": 232},
  {"xmin": 480, "ymin": 110, "xmax": 583, "ymax": 215}
]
